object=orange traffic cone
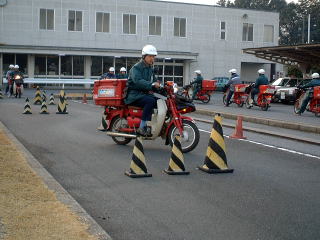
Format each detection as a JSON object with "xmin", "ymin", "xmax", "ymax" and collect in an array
[
  {"xmin": 230, "ymin": 116, "xmax": 246, "ymax": 139},
  {"xmin": 82, "ymin": 93, "xmax": 87, "ymax": 104}
]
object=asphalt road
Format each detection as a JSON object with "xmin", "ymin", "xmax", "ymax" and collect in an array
[{"xmin": 1, "ymin": 95, "xmax": 320, "ymax": 240}]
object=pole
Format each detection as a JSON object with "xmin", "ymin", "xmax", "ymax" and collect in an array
[{"xmin": 307, "ymin": 14, "xmax": 311, "ymax": 44}]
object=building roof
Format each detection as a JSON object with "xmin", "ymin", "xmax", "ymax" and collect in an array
[{"xmin": 243, "ymin": 43, "xmax": 320, "ymax": 67}]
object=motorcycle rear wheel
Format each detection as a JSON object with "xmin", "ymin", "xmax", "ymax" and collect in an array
[
  {"xmin": 201, "ymin": 94, "xmax": 210, "ymax": 104},
  {"xmin": 110, "ymin": 115, "xmax": 132, "ymax": 145},
  {"xmin": 261, "ymin": 98, "xmax": 269, "ymax": 111},
  {"xmin": 168, "ymin": 119, "xmax": 199, "ymax": 153},
  {"xmin": 293, "ymin": 100, "xmax": 301, "ymax": 114}
]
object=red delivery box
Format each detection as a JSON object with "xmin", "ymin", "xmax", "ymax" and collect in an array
[{"xmin": 93, "ymin": 79, "xmax": 127, "ymax": 106}]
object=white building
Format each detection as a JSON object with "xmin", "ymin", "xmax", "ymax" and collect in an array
[{"xmin": 0, "ymin": 0, "xmax": 280, "ymax": 86}]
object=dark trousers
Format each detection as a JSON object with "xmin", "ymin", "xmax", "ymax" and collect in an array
[
  {"xmin": 251, "ymin": 88, "xmax": 259, "ymax": 101},
  {"xmin": 226, "ymin": 90, "xmax": 234, "ymax": 105},
  {"xmin": 131, "ymin": 95, "xmax": 157, "ymax": 121}
]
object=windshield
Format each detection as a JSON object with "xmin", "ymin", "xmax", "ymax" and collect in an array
[{"xmin": 271, "ymin": 78, "xmax": 289, "ymax": 86}]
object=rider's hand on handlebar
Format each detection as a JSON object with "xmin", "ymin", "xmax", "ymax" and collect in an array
[{"xmin": 152, "ymin": 82, "xmax": 161, "ymax": 89}]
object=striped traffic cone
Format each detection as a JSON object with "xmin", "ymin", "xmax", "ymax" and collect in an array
[
  {"xmin": 42, "ymin": 91, "xmax": 47, "ymax": 103},
  {"xmin": 198, "ymin": 114, "xmax": 233, "ymax": 174},
  {"xmin": 0, "ymin": 88, "xmax": 3, "ymax": 99},
  {"xmin": 125, "ymin": 137, "xmax": 152, "ymax": 178},
  {"xmin": 97, "ymin": 111, "xmax": 108, "ymax": 131},
  {"xmin": 23, "ymin": 98, "xmax": 32, "ymax": 114},
  {"xmin": 63, "ymin": 91, "xmax": 68, "ymax": 105},
  {"xmin": 82, "ymin": 93, "xmax": 87, "ymax": 104},
  {"xmin": 40, "ymin": 101, "xmax": 49, "ymax": 114},
  {"xmin": 49, "ymin": 93, "xmax": 55, "ymax": 105},
  {"xmin": 56, "ymin": 90, "xmax": 68, "ymax": 114},
  {"xmin": 164, "ymin": 135, "xmax": 189, "ymax": 175},
  {"xmin": 33, "ymin": 86, "xmax": 42, "ymax": 105}
]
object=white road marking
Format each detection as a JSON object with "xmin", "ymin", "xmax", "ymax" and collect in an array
[{"xmin": 199, "ymin": 129, "xmax": 320, "ymax": 160}]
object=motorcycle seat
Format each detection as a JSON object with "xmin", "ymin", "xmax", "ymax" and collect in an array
[{"xmin": 128, "ymin": 105, "xmax": 143, "ymax": 110}]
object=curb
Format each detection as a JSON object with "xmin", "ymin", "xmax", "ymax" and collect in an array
[
  {"xmin": 0, "ymin": 121, "xmax": 112, "ymax": 240},
  {"xmin": 196, "ymin": 108, "xmax": 320, "ymax": 134},
  {"xmin": 54, "ymin": 94, "xmax": 93, "ymax": 101},
  {"xmin": 194, "ymin": 117, "xmax": 320, "ymax": 146}
]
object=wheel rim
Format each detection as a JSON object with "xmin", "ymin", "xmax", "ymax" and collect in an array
[
  {"xmin": 112, "ymin": 117, "xmax": 130, "ymax": 142},
  {"xmin": 170, "ymin": 123, "xmax": 196, "ymax": 150}
]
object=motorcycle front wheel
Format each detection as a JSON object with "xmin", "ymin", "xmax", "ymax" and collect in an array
[
  {"xmin": 110, "ymin": 115, "xmax": 132, "ymax": 145},
  {"xmin": 168, "ymin": 119, "xmax": 200, "ymax": 153},
  {"xmin": 261, "ymin": 98, "xmax": 269, "ymax": 111},
  {"xmin": 293, "ymin": 100, "xmax": 301, "ymax": 114}
]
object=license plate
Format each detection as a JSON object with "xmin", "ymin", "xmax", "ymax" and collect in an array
[
  {"xmin": 280, "ymin": 92, "xmax": 285, "ymax": 99},
  {"xmin": 99, "ymin": 88, "xmax": 115, "ymax": 97}
]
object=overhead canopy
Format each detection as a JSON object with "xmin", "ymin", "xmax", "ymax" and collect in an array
[{"xmin": 243, "ymin": 43, "xmax": 320, "ymax": 67}]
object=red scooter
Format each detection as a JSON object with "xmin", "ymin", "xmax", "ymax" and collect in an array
[
  {"xmin": 179, "ymin": 80, "xmax": 216, "ymax": 104},
  {"xmin": 93, "ymin": 79, "xmax": 200, "ymax": 153},
  {"xmin": 223, "ymin": 84, "xmax": 249, "ymax": 107},
  {"xmin": 294, "ymin": 86, "xmax": 320, "ymax": 117},
  {"xmin": 245, "ymin": 84, "xmax": 275, "ymax": 111}
]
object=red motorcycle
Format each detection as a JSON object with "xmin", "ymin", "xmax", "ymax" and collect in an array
[
  {"xmin": 223, "ymin": 84, "xmax": 249, "ymax": 107},
  {"xmin": 93, "ymin": 79, "xmax": 200, "ymax": 153},
  {"xmin": 294, "ymin": 86, "xmax": 320, "ymax": 117},
  {"xmin": 13, "ymin": 73, "xmax": 24, "ymax": 98},
  {"xmin": 245, "ymin": 84, "xmax": 275, "ymax": 111},
  {"xmin": 179, "ymin": 80, "xmax": 216, "ymax": 104}
]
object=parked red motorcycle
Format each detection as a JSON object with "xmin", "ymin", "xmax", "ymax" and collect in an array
[
  {"xmin": 294, "ymin": 86, "xmax": 320, "ymax": 117},
  {"xmin": 93, "ymin": 79, "xmax": 200, "ymax": 153},
  {"xmin": 245, "ymin": 84, "xmax": 275, "ymax": 111},
  {"xmin": 223, "ymin": 84, "xmax": 249, "ymax": 107},
  {"xmin": 179, "ymin": 80, "xmax": 216, "ymax": 104}
]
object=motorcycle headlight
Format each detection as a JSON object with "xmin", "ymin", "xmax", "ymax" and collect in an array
[{"xmin": 15, "ymin": 75, "xmax": 21, "ymax": 79}]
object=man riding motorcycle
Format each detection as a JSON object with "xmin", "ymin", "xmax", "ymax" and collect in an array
[
  {"xmin": 190, "ymin": 70, "xmax": 203, "ymax": 100},
  {"xmin": 6, "ymin": 64, "xmax": 14, "ymax": 97},
  {"xmin": 225, "ymin": 68, "xmax": 241, "ymax": 107},
  {"xmin": 11, "ymin": 65, "xmax": 24, "ymax": 98},
  {"xmin": 117, "ymin": 67, "xmax": 128, "ymax": 79},
  {"xmin": 295, "ymin": 72, "xmax": 320, "ymax": 115},
  {"xmin": 101, "ymin": 67, "xmax": 116, "ymax": 79},
  {"xmin": 124, "ymin": 44, "xmax": 160, "ymax": 137},
  {"xmin": 250, "ymin": 69, "xmax": 269, "ymax": 105}
]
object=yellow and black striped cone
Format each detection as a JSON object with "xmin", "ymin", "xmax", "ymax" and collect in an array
[
  {"xmin": 125, "ymin": 137, "xmax": 152, "ymax": 178},
  {"xmin": 0, "ymin": 88, "xmax": 3, "ymax": 99},
  {"xmin": 198, "ymin": 114, "xmax": 234, "ymax": 174},
  {"xmin": 23, "ymin": 98, "xmax": 32, "ymax": 114},
  {"xmin": 56, "ymin": 90, "xmax": 68, "ymax": 114},
  {"xmin": 164, "ymin": 135, "xmax": 189, "ymax": 175},
  {"xmin": 49, "ymin": 93, "xmax": 55, "ymax": 105},
  {"xmin": 97, "ymin": 111, "xmax": 108, "ymax": 131},
  {"xmin": 63, "ymin": 91, "xmax": 68, "ymax": 105},
  {"xmin": 42, "ymin": 91, "xmax": 47, "ymax": 103},
  {"xmin": 33, "ymin": 86, "xmax": 42, "ymax": 105},
  {"xmin": 40, "ymin": 101, "xmax": 49, "ymax": 114}
]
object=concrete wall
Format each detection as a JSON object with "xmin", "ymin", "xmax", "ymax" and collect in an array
[{"xmin": 0, "ymin": 0, "xmax": 280, "ymax": 82}]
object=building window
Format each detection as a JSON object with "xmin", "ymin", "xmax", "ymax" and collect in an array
[
  {"xmin": 123, "ymin": 14, "xmax": 136, "ymax": 34},
  {"xmin": 96, "ymin": 12, "xmax": 110, "ymax": 33},
  {"xmin": 149, "ymin": 16, "xmax": 161, "ymax": 36},
  {"xmin": 35, "ymin": 55, "xmax": 59, "ymax": 76},
  {"xmin": 40, "ymin": 9, "xmax": 54, "ymax": 30},
  {"xmin": 264, "ymin": 25, "xmax": 274, "ymax": 43},
  {"xmin": 68, "ymin": 10, "xmax": 82, "ymax": 31},
  {"xmin": 220, "ymin": 21, "xmax": 226, "ymax": 40},
  {"xmin": 174, "ymin": 17, "xmax": 186, "ymax": 37},
  {"xmin": 154, "ymin": 59, "xmax": 184, "ymax": 86},
  {"xmin": 242, "ymin": 23, "xmax": 253, "ymax": 41},
  {"xmin": 2, "ymin": 54, "xmax": 28, "ymax": 75}
]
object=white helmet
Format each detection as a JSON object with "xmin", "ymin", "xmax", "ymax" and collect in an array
[
  {"xmin": 142, "ymin": 45, "xmax": 157, "ymax": 56},
  {"xmin": 258, "ymin": 69, "xmax": 265, "ymax": 74},
  {"xmin": 14, "ymin": 65, "xmax": 19, "ymax": 69},
  {"xmin": 312, "ymin": 73, "xmax": 319, "ymax": 79},
  {"xmin": 9, "ymin": 64, "xmax": 14, "ymax": 68},
  {"xmin": 194, "ymin": 70, "xmax": 201, "ymax": 74},
  {"xmin": 229, "ymin": 69, "xmax": 237, "ymax": 74},
  {"xmin": 120, "ymin": 67, "xmax": 126, "ymax": 72},
  {"xmin": 109, "ymin": 67, "xmax": 115, "ymax": 72}
]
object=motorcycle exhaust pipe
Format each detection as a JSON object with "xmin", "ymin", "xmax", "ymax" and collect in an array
[{"xmin": 106, "ymin": 131, "xmax": 137, "ymax": 138}]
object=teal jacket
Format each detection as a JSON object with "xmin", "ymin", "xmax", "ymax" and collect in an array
[
  {"xmin": 190, "ymin": 75, "xmax": 204, "ymax": 89},
  {"xmin": 302, "ymin": 78, "xmax": 320, "ymax": 89},
  {"xmin": 124, "ymin": 60, "xmax": 157, "ymax": 105},
  {"xmin": 117, "ymin": 73, "xmax": 128, "ymax": 79},
  {"xmin": 255, "ymin": 75, "xmax": 269, "ymax": 89}
]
